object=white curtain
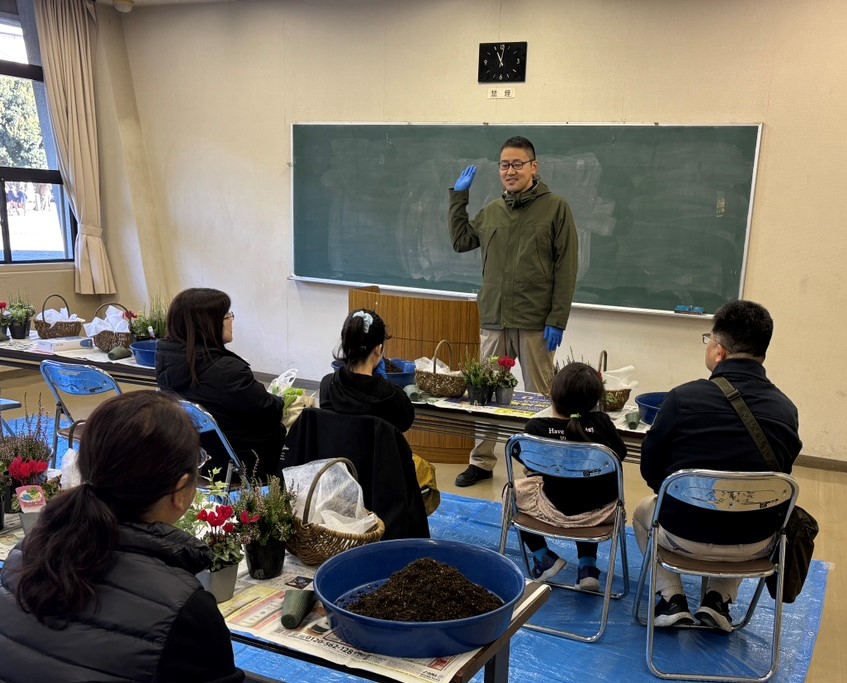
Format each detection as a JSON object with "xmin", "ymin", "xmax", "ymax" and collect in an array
[{"xmin": 33, "ymin": 0, "xmax": 116, "ymax": 294}]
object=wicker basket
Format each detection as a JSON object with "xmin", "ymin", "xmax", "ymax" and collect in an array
[
  {"xmin": 415, "ymin": 339, "xmax": 467, "ymax": 399},
  {"xmin": 91, "ymin": 303, "xmax": 134, "ymax": 352},
  {"xmin": 286, "ymin": 458, "xmax": 385, "ymax": 566},
  {"xmin": 34, "ymin": 294, "xmax": 83, "ymax": 339},
  {"xmin": 598, "ymin": 350, "xmax": 631, "ymax": 412}
]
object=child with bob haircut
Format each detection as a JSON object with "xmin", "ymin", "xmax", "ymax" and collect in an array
[{"xmin": 517, "ymin": 362, "xmax": 627, "ymax": 588}]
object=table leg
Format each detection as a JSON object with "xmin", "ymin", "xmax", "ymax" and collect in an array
[{"xmin": 483, "ymin": 642, "xmax": 510, "ymax": 683}]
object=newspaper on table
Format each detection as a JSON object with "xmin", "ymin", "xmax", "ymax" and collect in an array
[{"xmin": 220, "ymin": 556, "xmax": 544, "ymax": 683}]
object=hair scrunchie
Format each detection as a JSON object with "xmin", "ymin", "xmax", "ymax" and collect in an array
[{"xmin": 352, "ymin": 310, "xmax": 373, "ymax": 333}]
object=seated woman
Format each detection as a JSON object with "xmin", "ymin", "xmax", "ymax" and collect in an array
[
  {"xmin": 156, "ymin": 287, "xmax": 285, "ymax": 480},
  {"xmin": 319, "ymin": 308, "xmax": 415, "ymax": 432},
  {"xmin": 516, "ymin": 362, "xmax": 627, "ymax": 589},
  {"xmin": 0, "ymin": 391, "xmax": 245, "ymax": 683}
]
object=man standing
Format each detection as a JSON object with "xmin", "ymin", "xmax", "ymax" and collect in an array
[
  {"xmin": 634, "ymin": 300, "xmax": 802, "ymax": 631},
  {"xmin": 449, "ymin": 136, "xmax": 579, "ymax": 486}
]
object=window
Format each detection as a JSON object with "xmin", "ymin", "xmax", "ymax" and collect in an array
[{"xmin": 0, "ymin": 0, "xmax": 74, "ymax": 264}]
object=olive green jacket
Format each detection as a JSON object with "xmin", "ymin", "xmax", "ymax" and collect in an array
[{"xmin": 449, "ymin": 180, "xmax": 578, "ymax": 330}]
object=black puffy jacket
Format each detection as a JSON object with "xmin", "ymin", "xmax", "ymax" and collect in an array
[{"xmin": 0, "ymin": 523, "xmax": 244, "ymax": 683}]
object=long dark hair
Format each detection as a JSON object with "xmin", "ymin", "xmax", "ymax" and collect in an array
[
  {"xmin": 165, "ymin": 287, "xmax": 231, "ymax": 385},
  {"xmin": 13, "ymin": 391, "xmax": 199, "ymax": 622},
  {"xmin": 550, "ymin": 362, "xmax": 604, "ymax": 442},
  {"xmin": 334, "ymin": 308, "xmax": 390, "ymax": 367}
]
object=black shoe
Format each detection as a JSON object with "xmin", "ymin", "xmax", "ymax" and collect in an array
[
  {"xmin": 454, "ymin": 465, "xmax": 493, "ymax": 487},
  {"xmin": 695, "ymin": 591, "xmax": 733, "ymax": 633},
  {"xmin": 653, "ymin": 593, "xmax": 695, "ymax": 627}
]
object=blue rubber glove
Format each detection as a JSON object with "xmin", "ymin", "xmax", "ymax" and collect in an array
[
  {"xmin": 543, "ymin": 325, "xmax": 564, "ymax": 352},
  {"xmin": 375, "ymin": 358, "xmax": 387, "ymax": 378},
  {"xmin": 453, "ymin": 165, "xmax": 477, "ymax": 191}
]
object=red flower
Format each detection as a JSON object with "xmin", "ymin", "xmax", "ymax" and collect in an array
[
  {"xmin": 223, "ymin": 522, "xmax": 235, "ymax": 534},
  {"xmin": 0, "ymin": 301, "xmax": 6, "ymax": 310},
  {"xmin": 123, "ymin": 310, "xmax": 137, "ymax": 320},
  {"xmin": 197, "ymin": 509, "xmax": 209, "ymax": 522},
  {"xmin": 498, "ymin": 357, "xmax": 516, "ymax": 370},
  {"xmin": 8, "ymin": 457, "xmax": 49, "ymax": 485},
  {"xmin": 240, "ymin": 510, "xmax": 261, "ymax": 525}
]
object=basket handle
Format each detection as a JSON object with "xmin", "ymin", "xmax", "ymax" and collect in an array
[
  {"xmin": 92, "ymin": 302, "xmax": 129, "ymax": 320},
  {"xmin": 40, "ymin": 293, "xmax": 71, "ymax": 319},
  {"xmin": 431, "ymin": 339, "xmax": 454, "ymax": 375},
  {"xmin": 598, "ymin": 350, "xmax": 608, "ymax": 373},
  {"xmin": 300, "ymin": 457, "xmax": 359, "ymax": 524}
]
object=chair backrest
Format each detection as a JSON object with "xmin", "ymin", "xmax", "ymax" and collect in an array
[
  {"xmin": 40, "ymin": 360, "xmax": 122, "ymax": 400},
  {"xmin": 284, "ymin": 407, "xmax": 429, "ymax": 540},
  {"xmin": 505, "ymin": 433, "xmax": 625, "ymax": 500},
  {"xmin": 177, "ymin": 399, "xmax": 247, "ymax": 477},
  {"xmin": 654, "ymin": 469, "xmax": 798, "ymax": 525}
]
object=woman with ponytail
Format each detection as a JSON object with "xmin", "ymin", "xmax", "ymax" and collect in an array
[
  {"xmin": 319, "ymin": 308, "xmax": 414, "ymax": 432},
  {"xmin": 0, "ymin": 391, "xmax": 244, "ymax": 683},
  {"xmin": 517, "ymin": 362, "xmax": 627, "ymax": 590}
]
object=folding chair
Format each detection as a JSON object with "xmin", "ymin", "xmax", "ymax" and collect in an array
[
  {"xmin": 0, "ymin": 396, "xmax": 22, "ymax": 436},
  {"xmin": 40, "ymin": 360, "xmax": 123, "ymax": 466},
  {"xmin": 632, "ymin": 469, "xmax": 799, "ymax": 682},
  {"xmin": 499, "ymin": 433, "xmax": 629, "ymax": 642},
  {"xmin": 178, "ymin": 399, "xmax": 250, "ymax": 491}
]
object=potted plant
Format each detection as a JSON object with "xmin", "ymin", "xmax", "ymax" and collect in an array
[
  {"xmin": 233, "ymin": 474, "xmax": 295, "ymax": 580},
  {"xmin": 176, "ymin": 469, "xmax": 243, "ymax": 603},
  {"xmin": 129, "ymin": 294, "xmax": 170, "ymax": 341},
  {"xmin": 491, "ymin": 356, "xmax": 519, "ymax": 405},
  {"xmin": 6, "ymin": 298, "xmax": 35, "ymax": 339},
  {"xmin": 0, "ymin": 395, "xmax": 55, "ymax": 533},
  {"xmin": 0, "ymin": 301, "xmax": 8, "ymax": 340},
  {"xmin": 459, "ymin": 355, "xmax": 495, "ymax": 406}
]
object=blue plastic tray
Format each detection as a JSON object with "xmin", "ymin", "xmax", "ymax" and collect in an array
[{"xmin": 313, "ymin": 538, "xmax": 525, "ymax": 657}]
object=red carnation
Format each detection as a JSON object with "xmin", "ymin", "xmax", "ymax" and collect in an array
[{"xmin": 498, "ymin": 356, "xmax": 516, "ymax": 370}]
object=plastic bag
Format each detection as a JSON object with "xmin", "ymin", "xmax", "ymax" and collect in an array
[
  {"xmin": 60, "ymin": 448, "xmax": 82, "ymax": 489},
  {"xmin": 283, "ymin": 459, "xmax": 377, "ymax": 535}
]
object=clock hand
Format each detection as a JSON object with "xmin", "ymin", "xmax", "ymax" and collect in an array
[{"xmin": 496, "ymin": 47, "xmax": 504, "ymax": 67}]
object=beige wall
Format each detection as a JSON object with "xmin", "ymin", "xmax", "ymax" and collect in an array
[{"xmin": 55, "ymin": 0, "xmax": 844, "ymax": 461}]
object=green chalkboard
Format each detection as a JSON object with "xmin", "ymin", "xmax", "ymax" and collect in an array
[{"xmin": 292, "ymin": 124, "xmax": 760, "ymax": 314}]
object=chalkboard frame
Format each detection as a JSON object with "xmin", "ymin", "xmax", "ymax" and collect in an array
[{"xmin": 291, "ymin": 122, "xmax": 762, "ymax": 316}]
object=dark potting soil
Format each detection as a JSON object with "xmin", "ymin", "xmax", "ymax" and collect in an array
[
  {"xmin": 343, "ymin": 557, "xmax": 503, "ymax": 622},
  {"xmin": 384, "ymin": 358, "xmax": 403, "ymax": 373}
]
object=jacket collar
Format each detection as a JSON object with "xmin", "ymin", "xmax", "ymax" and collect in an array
[
  {"xmin": 118, "ymin": 522, "xmax": 214, "ymax": 575},
  {"xmin": 710, "ymin": 357, "xmax": 768, "ymax": 382},
  {"xmin": 503, "ymin": 179, "xmax": 549, "ymax": 208}
]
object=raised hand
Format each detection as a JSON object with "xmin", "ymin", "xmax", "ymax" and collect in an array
[{"xmin": 453, "ymin": 165, "xmax": 477, "ymax": 192}]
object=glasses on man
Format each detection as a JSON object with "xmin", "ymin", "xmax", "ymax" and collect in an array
[
  {"xmin": 223, "ymin": 311, "xmax": 235, "ymax": 321},
  {"xmin": 198, "ymin": 448, "xmax": 211, "ymax": 469},
  {"xmin": 497, "ymin": 159, "xmax": 535, "ymax": 171},
  {"xmin": 702, "ymin": 333, "xmax": 712, "ymax": 345}
]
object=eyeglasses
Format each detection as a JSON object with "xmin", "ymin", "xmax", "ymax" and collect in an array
[
  {"xmin": 498, "ymin": 159, "xmax": 535, "ymax": 171},
  {"xmin": 223, "ymin": 311, "xmax": 235, "ymax": 321},
  {"xmin": 702, "ymin": 333, "xmax": 712, "ymax": 345},
  {"xmin": 198, "ymin": 448, "xmax": 211, "ymax": 469}
]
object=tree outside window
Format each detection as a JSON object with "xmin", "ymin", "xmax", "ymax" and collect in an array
[{"xmin": 0, "ymin": 0, "xmax": 73, "ymax": 264}]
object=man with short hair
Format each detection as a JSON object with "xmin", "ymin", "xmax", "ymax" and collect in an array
[
  {"xmin": 634, "ymin": 299, "xmax": 802, "ymax": 631},
  {"xmin": 448, "ymin": 136, "xmax": 578, "ymax": 487}
]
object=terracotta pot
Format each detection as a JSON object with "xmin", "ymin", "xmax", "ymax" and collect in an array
[
  {"xmin": 494, "ymin": 386, "xmax": 514, "ymax": 405},
  {"xmin": 197, "ymin": 564, "xmax": 239, "ymax": 603},
  {"xmin": 245, "ymin": 539, "xmax": 286, "ymax": 580}
]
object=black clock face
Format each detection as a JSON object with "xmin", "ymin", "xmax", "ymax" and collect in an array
[{"xmin": 478, "ymin": 42, "xmax": 527, "ymax": 83}]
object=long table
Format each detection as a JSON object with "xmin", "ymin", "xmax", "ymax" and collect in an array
[{"xmin": 0, "ymin": 340, "xmax": 646, "ymax": 457}]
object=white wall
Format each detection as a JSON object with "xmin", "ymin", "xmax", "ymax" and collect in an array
[{"xmin": 88, "ymin": 0, "xmax": 847, "ymax": 461}]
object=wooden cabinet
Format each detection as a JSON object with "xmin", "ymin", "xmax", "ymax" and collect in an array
[{"xmin": 348, "ymin": 287, "xmax": 478, "ymax": 463}]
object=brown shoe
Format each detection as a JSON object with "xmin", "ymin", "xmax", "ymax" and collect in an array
[{"xmin": 455, "ymin": 465, "xmax": 493, "ymax": 487}]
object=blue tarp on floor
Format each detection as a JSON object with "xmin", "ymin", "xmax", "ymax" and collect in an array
[{"xmin": 235, "ymin": 492, "xmax": 827, "ymax": 682}]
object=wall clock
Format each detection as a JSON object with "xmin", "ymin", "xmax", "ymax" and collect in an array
[{"xmin": 478, "ymin": 42, "xmax": 527, "ymax": 83}]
